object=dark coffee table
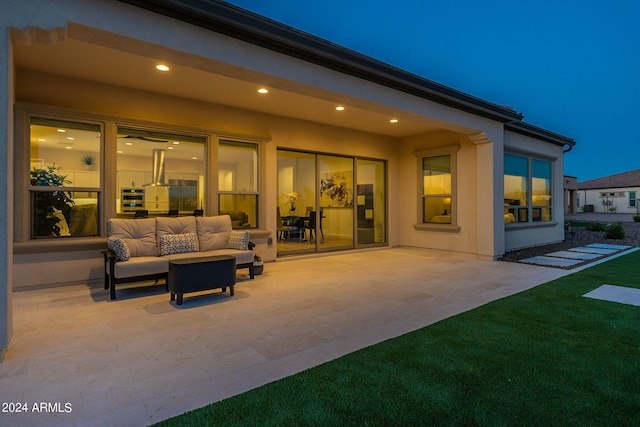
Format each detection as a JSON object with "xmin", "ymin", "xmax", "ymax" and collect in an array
[{"xmin": 168, "ymin": 255, "xmax": 236, "ymax": 305}]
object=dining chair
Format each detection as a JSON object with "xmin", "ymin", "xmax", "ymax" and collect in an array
[{"xmin": 276, "ymin": 206, "xmax": 296, "ymax": 241}]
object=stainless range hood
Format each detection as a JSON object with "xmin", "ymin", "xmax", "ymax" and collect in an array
[{"xmin": 144, "ymin": 149, "xmax": 169, "ymax": 187}]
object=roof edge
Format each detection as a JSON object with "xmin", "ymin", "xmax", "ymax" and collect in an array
[
  {"xmin": 116, "ymin": 0, "xmax": 524, "ymax": 123},
  {"xmin": 505, "ymin": 121, "xmax": 575, "ymax": 147}
]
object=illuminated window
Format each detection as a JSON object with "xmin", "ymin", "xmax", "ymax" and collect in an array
[
  {"xmin": 29, "ymin": 118, "xmax": 102, "ymax": 238},
  {"xmin": 422, "ymin": 155, "xmax": 452, "ymax": 224},
  {"xmin": 218, "ymin": 140, "xmax": 259, "ymax": 228},
  {"xmin": 415, "ymin": 146, "xmax": 458, "ymax": 229},
  {"xmin": 504, "ymin": 153, "xmax": 552, "ymax": 224}
]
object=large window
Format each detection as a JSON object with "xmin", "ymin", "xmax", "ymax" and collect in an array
[
  {"xmin": 415, "ymin": 146, "xmax": 458, "ymax": 229},
  {"xmin": 504, "ymin": 153, "xmax": 552, "ymax": 224},
  {"xmin": 116, "ymin": 127, "xmax": 206, "ymax": 217},
  {"xmin": 422, "ymin": 155, "xmax": 452, "ymax": 224},
  {"xmin": 218, "ymin": 140, "xmax": 259, "ymax": 228},
  {"xmin": 29, "ymin": 118, "xmax": 102, "ymax": 238}
]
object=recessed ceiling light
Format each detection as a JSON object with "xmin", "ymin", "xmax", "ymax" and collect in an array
[
  {"xmin": 258, "ymin": 88, "xmax": 269, "ymax": 94},
  {"xmin": 173, "ymin": 141, "xmax": 180, "ymax": 145},
  {"xmin": 125, "ymin": 142, "xmax": 133, "ymax": 146},
  {"xmin": 191, "ymin": 157, "xmax": 198, "ymax": 160},
  {"xmin": 167, "ymin": 146, "xmax": 174, "ymax": 150},
  {"xmin": 67, "ymin": 137, "xmax": 75, "ymax": 140},
  {"xmin": 336, "ymin": 106, "xmax": 345, "ymax": 111},
  {"xmin": 65, "ymin": 146, "xmax": 72, "ymax": 150},
  {"xmin": 57, "ymin": 129, "xmax": 66, "ymax": 133},
  {"xmin": 38, "ymin": 138, "xmax": 46, "ymax": 142},
  {"xmin": 156, "ymin": 64, "xmax": 170, "ymax": 71},
  {"xmin": 117, "ymin": 150, "xmax": 123, "ymax": 154},
  {"xmin": 390, "ymin": 119, "xmax": 399, "ymax": 123}
]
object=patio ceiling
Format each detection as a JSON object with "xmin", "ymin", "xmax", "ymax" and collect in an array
[{"xmin": 13, "ymin": 28, "xmax": 442, "ymax": 145}]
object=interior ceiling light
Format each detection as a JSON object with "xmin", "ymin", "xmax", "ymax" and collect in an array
[
  {"xmin": 390, "ymin": 119, "xmax": 399, "ymax": 123},
  {"xmin": 156, "ymin": 64, "xmax": 170, "ymax": 71},
  {"xmin": 65, "ymin": 146, "xmax": 72, "ymax": 149},
  {"xmin": 335, "ymin": 106, "xmax": 345, "ymax": 111},
  {"xmin": 167, "ymin": 146, "xmax": 174, "ymax": 150},
  {"xmin": 67, "ymin": 137, "xmax": 75, "ymax": 140},
  {"xmin": 258, "ymin": 88, "xmax": 269, "ymax": 94},
  {"xmin": 57, "ymin": 129, "xmax": 66, "ymax": 133},
  {"xmin": 173, "ymin": 141, "xmax": 180, "ymax": 145},
  {"xmin": 125, "ymin": 142, "xmax": 133, "ymax": 146}
]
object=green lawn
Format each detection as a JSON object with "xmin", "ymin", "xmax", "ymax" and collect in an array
[{"xmin": 156, "ymin": 251, "xmax": 640, "ymax": 426}]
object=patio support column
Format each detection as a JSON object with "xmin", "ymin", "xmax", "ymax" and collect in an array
[
  {"xmin": 0, "ymin": 27, "xmax": 15, "ymax": 361},
  {"xmin": 472, "ymin": 129, "xmax": 505, "ymax": 260}
]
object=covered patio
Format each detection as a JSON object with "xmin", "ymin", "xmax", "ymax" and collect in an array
[{"xmin": 0, "ymin": 247, "xmax": 570, "ymax": 426}]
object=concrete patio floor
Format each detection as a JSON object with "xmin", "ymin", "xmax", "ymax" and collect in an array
[{"xmin": 1, "ymin": 247, "xmax": 579, "ymax": 426}]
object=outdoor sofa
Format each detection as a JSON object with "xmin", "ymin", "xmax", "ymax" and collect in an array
[{"xmin": 103, "ymin": 215, "xmax": 254, "ymax": 299}]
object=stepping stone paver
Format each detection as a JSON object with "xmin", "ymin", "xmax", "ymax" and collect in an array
[
  {"xmin": 547, "ymin": 250, "xmax": 601, "ymax": 260},
  {"xmin": 585, "ymin": 243, "xmax": 632, "ymax": 250},
  {"xmin": 569, "ymin": 247, "xmax": 618, "ymax": 255},
  {"xmin": 583, "ymin": 284, "xmax": 640, "ymax": 307},
  {"xmin": 520, "ymin": 256, "xmax": 583, "ymax": 267}
]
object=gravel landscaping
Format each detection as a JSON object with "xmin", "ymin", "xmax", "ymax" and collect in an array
[{"xmin": 500, "ymin": 217, "xmax": 640, "ymax": 266}]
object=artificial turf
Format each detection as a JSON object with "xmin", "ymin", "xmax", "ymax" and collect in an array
[{"xmin": 156, "ymin": 251, "xmax": 640, "ymax": 426}]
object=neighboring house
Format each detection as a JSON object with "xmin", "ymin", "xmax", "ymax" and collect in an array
[
  {"xmin": 564, "ymin": 176, "xmax": 578, "ymax": 214},
  {"xmin": 0, "ymin": 0, "xmax": 575, "ymax": 358},
  {"xmin": 577, "ymin": 169, "xmax": 640, "ymax": 214}
]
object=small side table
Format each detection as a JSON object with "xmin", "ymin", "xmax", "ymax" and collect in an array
[{"xmin": 168, "ymin": 255, "xmax": 236, "ymax": 305}]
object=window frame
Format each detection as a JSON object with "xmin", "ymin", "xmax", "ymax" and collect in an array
[
  {"xmin": 25, "ymin": 115, "xmax": 104, "ymax": 240},
  {"xmin": 504, "ymin": 152, "xmax": 554, "ymax": 226},
  {"xmin": 629, "ymin": 191, "xmax": 636, "ymax": 208},
  {"xmin": 217, "ymin": 139, "xmax": 261, "ymax": 228},
  {"xmin": 414, "ymin": 145, "xmax": 460, "ymax": 232}
]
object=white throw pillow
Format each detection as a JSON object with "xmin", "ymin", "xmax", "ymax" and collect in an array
[
  {"xmin": 160, "ymin": 232, "xmax": 199, "ymax": 256},
  {"xmin": 107, "ymin": 236, "xmax": 130, "ymax": 261},
  {"xmin": 227, "ymin": 230, "xmax": 250, "ymax": 250}
]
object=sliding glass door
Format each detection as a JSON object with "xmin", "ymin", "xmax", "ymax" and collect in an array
[
  {"xmin": 318, "ymin": 154, "xmax": 354, "ymax": 250},
  {"xmin": 277, "ymin": 150, "xmax": 385, "ymax": 255},
  {"xmin": 356, "ymin": 158, "xmax": 386, "ymax": 244}
]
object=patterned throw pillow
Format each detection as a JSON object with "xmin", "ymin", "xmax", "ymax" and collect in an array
[
  {"xmin": 160, "ymin": 232, "xmax": 199, "ymax": 256},
  {"xmin": 227, "ymin": 230, "xmax": 250, "ymax": 250},
  {"xmin": 107, "ymin": 236, "xmax": 130, "ymax": 261}
]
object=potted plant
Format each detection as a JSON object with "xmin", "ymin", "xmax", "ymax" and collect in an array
[
  {"xmin": 82, "ymin": 154, "xmax": 95, "ymax": 170},
  {"xmin": 253, "ymin": 254, "xmax": 264, "ymax": 275},
  {"xmin": 30, "ymin": 164, "xmax": 75, "ymax": 237}
]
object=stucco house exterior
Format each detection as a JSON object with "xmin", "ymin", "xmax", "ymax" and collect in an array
[
  {"xmin": 577, "ymin": 169, "xmax": 640, "ymax": 214},
  {"xmin": 0, "ymin": 0, "xmax": 575, "ymax": 358}
]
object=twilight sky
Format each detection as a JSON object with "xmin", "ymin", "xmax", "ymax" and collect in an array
[{"xmin": 225, "ymin": 0, "xmax": 639, "ymax": 182}]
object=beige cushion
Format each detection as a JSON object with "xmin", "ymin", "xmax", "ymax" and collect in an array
[
  {"xmin": 110, "ymin": 256, "xmax": 168, "ymax": 278},
  {"xmin": 165, "ymin": 249, "xmax": 254, "ymax": 264},
  {"xmin": 196, "ymin": 215, "xmax": 232, "ymax": 251},
  {"xmin": 107, "ymin": 218, "xmax": 158, "ymax": 257}
]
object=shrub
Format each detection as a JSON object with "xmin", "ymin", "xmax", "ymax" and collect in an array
[
  {"xmin": 605, "ymin": 223, "xmax": 625, "ymax": 240},
  {"xmin": 633, "ymin": 215, "xmax": 640, "ymax": 223},
  {"xmin": 587, "ymin": 222, "xmax": 607, "ymax": 232}
]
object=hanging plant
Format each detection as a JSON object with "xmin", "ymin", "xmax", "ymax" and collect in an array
[{"xmin": 30, "ymin": 164, "xmax": 75, "ymax": 237}]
